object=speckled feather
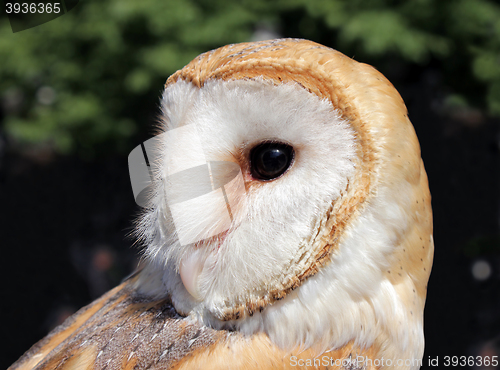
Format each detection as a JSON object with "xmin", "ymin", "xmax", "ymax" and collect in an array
[{"xmin": 11, "ymin": 275, "xmax": 377, "ymax": 370}]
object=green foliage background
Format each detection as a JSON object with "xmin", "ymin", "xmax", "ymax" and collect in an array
[{"xmin": 1, "ymin": 0, "xmax": 499, "ymax": 157}]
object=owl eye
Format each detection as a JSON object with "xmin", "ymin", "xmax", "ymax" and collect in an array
[{"xmin": 250, "ymin": 142, "xmax": 295, "ymax": 180}]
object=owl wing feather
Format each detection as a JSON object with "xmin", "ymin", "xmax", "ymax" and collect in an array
[
  {"xmin": 9, "ymin": 273, "xmax": 226, "ymax": 370},
  {"xmin": 10, "ymin": 272, "xmax": 376, "ymax": 370}
]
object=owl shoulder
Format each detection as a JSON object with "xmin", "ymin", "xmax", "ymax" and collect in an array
[{"xmin": 10, "ymin": 273, "xmax": 377, "ymax": 370}]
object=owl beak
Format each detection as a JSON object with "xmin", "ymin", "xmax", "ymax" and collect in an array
[
  {"xmin": 179, "ymin": 248, "xmax": 205, "ymax": 300},
  {"xmin": 179, "ymin": 231, "xmax": 229, "ymax": 301}
]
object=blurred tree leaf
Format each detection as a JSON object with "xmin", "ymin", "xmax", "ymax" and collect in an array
[{"xmin": 0, "ymin": 0, "xmax": 499, "ymax": 157}]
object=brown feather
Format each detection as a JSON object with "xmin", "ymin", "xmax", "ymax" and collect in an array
[{"xmin": 11, "ymin": 275, "xmax": 380, "ymax": 370}]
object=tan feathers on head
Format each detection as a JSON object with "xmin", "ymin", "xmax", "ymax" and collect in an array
[{"xmin": 11, "ymin": 39, "xmax": 433, "ymax": 370}]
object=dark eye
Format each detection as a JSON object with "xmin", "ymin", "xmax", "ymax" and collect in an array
[{"xmin": 250, "ymin": 142, "xmax": 295, "ymax": 180}]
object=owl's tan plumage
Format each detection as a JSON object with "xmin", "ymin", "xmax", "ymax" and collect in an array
[{"xmin": 11, "ymin": 39, "xmax": 433, "ymax": 370}]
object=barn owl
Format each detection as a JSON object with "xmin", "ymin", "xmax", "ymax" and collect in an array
[{"xmin": 10, "ymin": 39, "xmax": 433, "ymax": 370}]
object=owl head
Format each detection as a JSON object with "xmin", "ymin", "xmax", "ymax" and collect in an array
[{"xmin": 132, "ymin": 39, "xmax": 433, "ymax": 363}]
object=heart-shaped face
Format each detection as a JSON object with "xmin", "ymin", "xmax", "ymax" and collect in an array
[{"xmin": 139, "ymin": 78, "xmax": 357, "ymax": 318}]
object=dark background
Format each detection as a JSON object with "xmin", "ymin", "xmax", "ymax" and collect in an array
[{"xmin": 1, "ymin": 1, "xmax": 499, "ymax": 368}]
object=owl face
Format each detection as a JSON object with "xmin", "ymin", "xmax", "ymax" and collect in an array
[
  {"xmin": 134, "ymin": 39, "xmax": 433, "ymax": 365},
  {"xmin": 139, "ymin": 78, "xmax": 358, "ymax": 321}
]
